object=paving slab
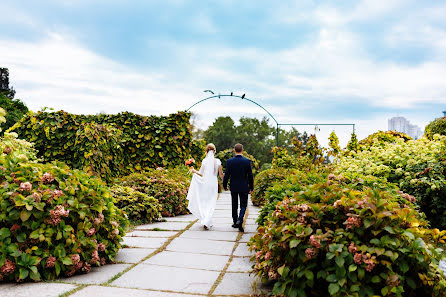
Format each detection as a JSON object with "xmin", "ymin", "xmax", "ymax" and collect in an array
[
  {"xmin": 234, "ymin": 242, "xmax": 255, "ymax": 257},
  {"xmin": 143, "ymin": 250, "xmax": 230, "ymax": 271},
  {"xmin": 126, "ymin": 231, "xmax": 177, "ymax": 238},
  {"xmin": 0, "ymin": 282, "xmax": 77, "ymax": 297},
  {"xmin": 122, "ymin": 237, "xmax": 168, "ymax": 249},
  {"xmin": 213, "ymin": 272, "xmax": 266, "ymax": 296},
  {"xmin": 243, "ymin": 224, "xmax": 258, "ymax": 233},
  {"xmin": 115, "ymin": 248, "xmax": 156, "ymax": 263},
  {"xmin": 162, "ymin": 214, "xmax": 196, "ymax": 222},
  {"xmin": 70, "ymin": 286, "xmax": 203, "ymax": 297},
  {"xmin": 166, "ymin": 237, "xmax": 235, "ymax": 256},
  {"xmin": 239, "ymin": 233, "xmax": 255, "ymax": 243},
  {"xmin": 227, "ymin": 256, "xmax": 253, "ymax": 272},
  {"xmin": 135, "ymin": 221, "xmax": 190, "ymax": 231},
  {"xmin": 211, "ymin": 217, "xmax": 236, "ymax": 224},
  {"xmin": 188, "ymin": 222, "xmax": 237, "ymax": 232},
  {"xmin": 111, "ymin": 264, "xmax": 219, "ymax": 294},
  {"xmin": 179, "ymin": 230, "xmax": 239, "ymax": 242},
  {"xmin": 64, "ymin": 264, "xmax": 131, "ymax": 284}
]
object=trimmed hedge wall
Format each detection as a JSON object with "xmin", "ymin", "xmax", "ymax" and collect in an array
[{"xmin": 9, "ymin": 110, "xmax": 194, "ymax": 181}]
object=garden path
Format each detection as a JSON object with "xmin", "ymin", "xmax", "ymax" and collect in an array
[{"xmin": 0, "ymin": 192, "xmax": 270, "ymax": 297}]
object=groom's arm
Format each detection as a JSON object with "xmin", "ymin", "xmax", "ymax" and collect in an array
[
  {"xmin": 223, "ymin": 161, "xmax": 231, "ymax": 191},
  {"xmin": 247, "ymin": 160, "xmax": 254, "ymax": 193}
]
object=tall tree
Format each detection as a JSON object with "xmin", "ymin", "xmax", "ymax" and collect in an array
[
  {"xmin": 0, "ymin": 93, "xmax": 28, "ymax": 134},
  {"xmin": 0, "ymin": 68, "xmax": 16, "ymax": 99},
  {"xmin": 203, "ymin": 116, "xmax": 236, "ymax": 151},
  {"xmin": 235, "ymin": 117, "xmax": 274, "ymax": 164}
]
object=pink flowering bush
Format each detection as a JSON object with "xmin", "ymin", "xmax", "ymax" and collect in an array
[
  {"xmin": 249, "ymin": 178, "xmax": 446, "ymax": 296},
  {"xmin": 116, "ymin": 167, "xmax": 190, "ymax": 217},
  {"xmin": 0, "ymin": 139, "xmax": 128, "ymax": 282}
]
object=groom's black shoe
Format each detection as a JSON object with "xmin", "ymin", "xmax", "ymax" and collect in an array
[
  {"xmin": 236, "ymin": 220, "xmax": 244, "ymax": 232},
  {"xmin": 232, "ymin": 223, "xmax": 239, "ymax": 228}
]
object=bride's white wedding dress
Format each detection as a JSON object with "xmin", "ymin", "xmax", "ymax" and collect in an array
[{"xmin": 186, "ymin": 151, "xmax": 221, "ymax": 228}]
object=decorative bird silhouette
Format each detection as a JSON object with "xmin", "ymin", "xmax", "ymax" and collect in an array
[
  {"xmin": 230, "ymin": 92, "xmax": 233, "ymax": 96},
  {"xmin": 241, "ymin": 94, "xmax": 245, "ymax": 99},
  {"xmin": 204, "ymin": 90, "xmax": 214, "ymax": 94}
]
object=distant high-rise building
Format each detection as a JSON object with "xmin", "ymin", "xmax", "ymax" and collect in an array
[
  {"xmin": 388, "ymin": 116, "xmax": 422, "ymax": 140},
  {"xmin": 443, "ymin": 110, "xmax": 446, "ymax": 117}
]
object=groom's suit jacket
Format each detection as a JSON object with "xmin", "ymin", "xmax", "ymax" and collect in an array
[{"xmin": 223, "ymin": 155, "xmax": 254, "ymax": 193}]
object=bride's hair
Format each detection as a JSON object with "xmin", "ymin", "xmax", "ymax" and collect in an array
[{"xmin": 205, "ymin": 143, "xmax": 216, "ymax": 153}]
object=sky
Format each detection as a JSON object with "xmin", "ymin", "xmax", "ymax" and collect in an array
[{"xmin": 1, "ymin": 0, "xmax": 445, "ymax": 147}]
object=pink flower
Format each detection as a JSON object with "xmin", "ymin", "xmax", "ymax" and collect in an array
[
  {"xmin": 41, "ymin": 172, "xmax": 55, "ymax": 184},
  {"xmin": 345, "ymin": 216, "xmax": 362, "ymax": 229},
  {"xmin": 264, "ymin": 251, "xmax": 272, "ymax": 261},
  {"xmin": 0, "ymin": 259, "xmax": 16, "ymax": 275},
  {"xmin": 112, "ymin": 229, "xmax": 119, "ymax": 236},
  {"xmin": 255, "ymin": 251, "xmax": 262, "ymax": 260},
  {"xmin": 82, "ymin": 263, "xmax": 91, "ymax": 273},
  {"xmin": 354, "ymin": 253, "xmax": 363, "ymax": 264},
  {"xmin": 100, "ymin": 258, "xmax": 106, "ymax": 265},
  {"xmin": 98, "ymin": 243, "xmax": 106, "ymax": 252},
  {"xmin": 90, "ymin": 250, "xmax": 100, "ymax": 264},
  {"xmin": 49, "ymin": 205, "xmax": 70, "ymax": 225},
  {"xmin": 87, "ymin": 228, "xmax": 96, "ymax": 237},
  {"xmin": 19, "ymin": 182, "xmax": 32, "ymax": 192},
  {"xmin": 365, "ymin": 259, "xmax": 375, "ymax": 272},
  {"xmin": 305, "ymin": 248, "xmax": 317, "ymax": 259},
  {"xmin": 333, "ymin": 200, "xmax": 342, "ymax": 208},
  {"xmin": 71, "ymin": 254, "xmax": 81, "ymax": 265},
  {"xmin": 309, "ymin": 235, "xmax": 321, "ymax": 249},
  {"xmin": 45, "ymin": 256, "xmax": 56, "ymax": 268},
  {"xmin": 268, "ymin": 269, "xmax": 279, "ymax": 280},
  {"xmin": 348, "ymin": 243, "xmax": 358, "ymax": 254},
  {"xmin": 53, "ymin": 189, "xmax": 64, "ymax": 197},
  {"xmin": 111, "ymin": 221, "xmax": 118, "ymax": 228}
]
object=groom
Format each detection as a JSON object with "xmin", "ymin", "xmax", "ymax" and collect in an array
[{"xmin": 223, "ymin": 143, "xmax": 254, "ymax": 232}]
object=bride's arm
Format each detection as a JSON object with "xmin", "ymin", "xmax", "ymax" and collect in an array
[{"xmin": 218, "ymin": 165, "xmax": 224, "ymax": 179}]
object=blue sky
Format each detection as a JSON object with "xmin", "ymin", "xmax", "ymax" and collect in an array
[{"xmin": 1, "ymin": 0, "xmax": 445, "ymax": 146}]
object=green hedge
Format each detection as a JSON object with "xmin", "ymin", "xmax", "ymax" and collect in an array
[{"xmin": 9, "ymin": 110, "xmax": 194, "ymax": 181}]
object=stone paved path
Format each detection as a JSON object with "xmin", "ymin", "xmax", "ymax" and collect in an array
[{"xmin": 0, "ymin": 192, "xmax": 270, "ymax": 297}]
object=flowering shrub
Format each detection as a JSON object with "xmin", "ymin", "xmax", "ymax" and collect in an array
[
  {"xmin": 0, "ymin": 139, "xmax": 128, "ymax": 282},
  {"xmin": 251, "ymin": 168, "xmax": 299, "ymax": 206},
  {"xmin": 337, "ymin": 135, "xmax": 446, "ymax": 229},
  {"xmin": 249, "ymin": 177, "xmax": 446, "ymax": 296},
  {"xmin": 425, "ymin": 117, "xmax": 446, "ymax": 139},
  {"xmin": 116, "ymin": 167, "xmax": 190, "ymax": 217},
  {"xmin": 358, "ymin": 130, "xmax": 412, "ymax": 151},
  {"xmin": 270, "ymin": 147, "xmax": 312, "ymax": 170},
  {"xmin": 110, "ymin": 185, "xmax": 161, "ymax": 224}
]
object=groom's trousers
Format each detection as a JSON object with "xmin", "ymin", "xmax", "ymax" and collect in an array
[{"xmin": 231, "ymin": 191, "xmax": 248, "ymax": 224}]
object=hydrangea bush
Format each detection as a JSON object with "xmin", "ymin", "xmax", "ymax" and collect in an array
[
  {"xmin": 249, "ymin": 176, "xmax": 446, "ymax": 296},
  {"xmin": 251, "ymin": 168, "xmax": 298, "ymax": 206},
  {"xmin": 0, "ymin": 134, "xmax": 128, "ymax": 282},
  {"xmin": 337, "ymin": 135, "xmax": 446, "ymax": 229},
  {"xmin": 116, "ymin": 167, "xmax": 190, "ymax": 217},
  {"xmin": 110, "ymin": 185, "xmax": 161, "ymax": 224},
  {"xmin": 425, "ymin": 117, "xmax": 446, "ymax": 140}
]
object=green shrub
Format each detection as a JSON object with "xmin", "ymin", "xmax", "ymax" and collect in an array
[
  {"xmin": 116, "ymin": 167, "xmax": 190, "ymax": 217},
  {"xmin": 251, "ymin": 168, "xmax": 298, "ymax": 206},
  {"xmin": 249, "ymin": 177, "xmax": 446, "ymax": 296},
  {"xmin": 425, "ymin": 117, "xmax": 446, "ymax": 140},
  {"xmin": 110, "ymin": 185, "xmax": 161, "ymax": 224},
  {"xmin": 337, "ymin": 135, "xmax": 446, "ymax": 229},
  {"xmin": 9, "ymin": 110, "xmax": 193, "ymax": 180},
  {"xmin": 0, "ymin": 136, "xmax": 128, "ymax": 282},
  {"xmin": 270, "ymin": 147, "xmax": 312, "ymax": 170},
  {"xmin": 0, "ymin": 94, "xmax": 28, "ymax": 135},
  {"xmin": 358, "ymin": 130, "xmax": 412, "ymax": 151},
  {"xmin": 216, "ymin": 148, "xmax": 260, "ymax": 175}
]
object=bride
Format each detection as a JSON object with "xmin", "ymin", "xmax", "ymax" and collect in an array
[{"xmin": 187, "ymin": 143, "xmax": 224, "ymax": 230}]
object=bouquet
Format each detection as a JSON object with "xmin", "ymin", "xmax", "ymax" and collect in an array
[{"xmin": 185, "ymin": 158, "xmax": 195, "ymax": 168}]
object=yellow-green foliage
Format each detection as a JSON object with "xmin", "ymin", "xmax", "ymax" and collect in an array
[
  {"xmin": 9, "ymin": 110, "xmax": 194, "ymax": 181},
  {"xmin": 110, "ymin": 185, "xmax": 161, "ymax": 224}
]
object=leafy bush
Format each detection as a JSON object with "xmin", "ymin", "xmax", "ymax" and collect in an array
[
  {"xmin": 251, "ymin": 168, "xmax": 298, "ymax": 206},
  {"xmin": 425, "ymin": 117, "xmax": 446, "ymax": 140},
  {"xmin": 337, "ymin": 136, "xmax": 446, "ymax": 229},
  {"xmin": 110, "ymin": 185, "xmax": 161, "ymax": 224},
  {"xmin": 116, "ymin": 167, "xmax": 190, "ymax": 217},
  {"xmin": 257, "ymin": 170, "xmax": 328, "ymax": 225},
  {"xmin": 190, "ymin": 139, "xmax": 206, "ymax": 168},
  {"xmin": 270, "ymin": 147, "xmax": 312, "ymax": 170},
  {"xmin": 358, "ymin": 131, "xmax": 412, "ymax": 151},
  {"xmin": 0, "ymin": 135, "xmax": 128, "ymax": 282},
  {"xmin": 0, "ymin": 94, "xmax": 28, "ymax": 135},
  {"xmin": 10, "ymin": 110, "xmax": 194, "ymax": 180},
  {"xmin": 216, "ymin": 148, "xmax": 260, "ymax": 175},
  {"xmin": 249, "ymin": 177, "xmax": 446, "ymax": 297}
]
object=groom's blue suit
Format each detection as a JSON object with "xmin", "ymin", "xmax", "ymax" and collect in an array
[{"xmin": 223, "ymin": 155, "xmax": 254, "ymax": 226}]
